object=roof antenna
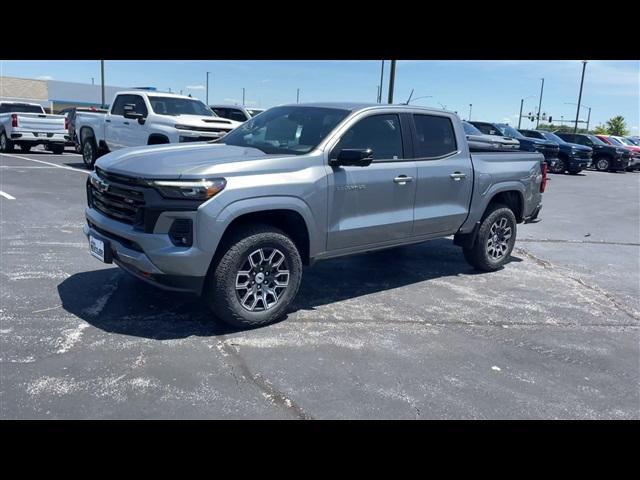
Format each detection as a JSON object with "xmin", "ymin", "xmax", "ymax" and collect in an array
[{"xmin": 404, "ymin": 89, "xmax": 414, "ymax": 105}]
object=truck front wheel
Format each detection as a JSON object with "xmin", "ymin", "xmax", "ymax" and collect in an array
[
  {"xmin": 462, "ymin": 203, "xmax": 517, "ymax": 272},
  {"xmin": 205, "ymin": 225, "xmax": 303, "ymax": 328},
  {"xmin": 82, "ymin": 137, "xmax": 98, "ymax": 168}
]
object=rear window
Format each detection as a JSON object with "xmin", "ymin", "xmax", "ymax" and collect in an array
[
  {"xmin": 413, "ymin": 114, "xmax": 458, "ymax": 158},
  {"xmin": 0, "ymin": 103, "xmax": 45, "ymax": 114}
]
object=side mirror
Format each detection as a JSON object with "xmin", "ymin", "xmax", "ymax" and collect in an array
[
  {"xmin": 330, "ymin": 148, "xmax": 374, "ymax": 167},
  {"xmin": 123, "ymin": 103, "xmax": 144, "ymax": 120}
]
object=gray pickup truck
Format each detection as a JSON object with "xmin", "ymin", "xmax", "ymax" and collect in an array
[{"xmin": 84, "ymin": 103, "xmax": 546, "ymax": 327}]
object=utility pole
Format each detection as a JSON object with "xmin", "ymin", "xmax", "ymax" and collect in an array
[
  {"xmin": 376, "ymin": 85, "xmax": 380, "ymax": 102},
  {"xmin": 206, "ymin": 71, "xmax": 210, "ymax": 105},
  {"xmin": 586, "ymin": 106, "xmax": 591, "ymax": 132},
  {"xmin": 574, "ymin": 61, "xmax": 587, "ymax": 133},
  {"xmin": 378, "ymin": 60, "xmax": 385, "ymax": 103},
  {"xmin": 296, "ymin": 88, "xmax": 300, "ymax": 104},
  {"xmin": 387, "ymin": 60, "xmax": 396, "ymax": 104},
  {"xmin": 242, "ymin": 88, "xmax": 245, "ymax": 106},
  {"xmin": 91, "ymin": 77, "xmax": 94, "ymax": 85},
  {"xmin": 100, "ymin": 60, "xmax": 105, "ymax": 109},
  {"xmin": 518, "ymin": 98, "xmax": 524, "ymax": 129},
  {"xmin": 536, "ymin": 78, "xmax": 544, "ymax": 128},
  {"xmin": 468, "ymin": 104, "xmax": 472, "ymax": 121}
]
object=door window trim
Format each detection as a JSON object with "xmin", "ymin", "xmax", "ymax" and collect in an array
[{"xmin": 409, "ymin": 113, "xmax": 461, "ymax": 162}]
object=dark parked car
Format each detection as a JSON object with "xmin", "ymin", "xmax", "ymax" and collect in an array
[
  {"xmin": 462, "ymin": 121, "xmax": 520, "ymax": 151},
  {"xmin": 519, "ymin": 129, "xmax": 592, "ymax": 174},
  {"xmin": 470, "ymin": 121, "xmax": 559, "ymax": 168},
  {"xmin": 555, "ymin": 133, "xmax": 631, "ymax": 172}
]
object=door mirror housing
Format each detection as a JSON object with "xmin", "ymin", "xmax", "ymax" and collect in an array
[
  {"xmin": 123, "ymin": 103, "xmax": 144, "ymax": 120},
  {"xmin": 330, "ymin": 148, "xmax": 374, "ymax": 167}
]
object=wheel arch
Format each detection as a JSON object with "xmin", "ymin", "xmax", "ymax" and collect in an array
[{"xmin": 148, "ymin": 133, "xmax": 170, "ymax": 145}]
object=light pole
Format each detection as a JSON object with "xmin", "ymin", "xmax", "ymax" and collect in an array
[
  {"xmin": 242, "ymin": 88, "xmax": 245, "ymax": 106},
  {"xmin": 206, "ymin": 71, "xmax": 210, "ymax": 105},
  {"xmin": 518, "ymin": 95, "xmax": 536, "ymax": 129},
  {"xmin": 536, "ymin": 78, "xmax": 544, "ymax": 128},
  {"xmin": 296, "ymin": 88, "xmax": 300, "ymax": 104},
  {"xmin": 387, "ymin": 60, "xmax": 396, "ymax": 104},
  {"xmin": 574, "ymin": 61, "xmax": 588, "ymax": 133},
  {"xmin": 100, "ymin": 60, "xmax": 105, "ymax": 109},
  {"xmin": 378, "ymin": 60, "xmax": 385, "ymax": 103},
  {"xmin": 565, "ymin": 101, "xmax": 591, "ymax": 132},
  {"xmin": 468, "ymin": 104, "xmax": 473, "ymax": 121}
]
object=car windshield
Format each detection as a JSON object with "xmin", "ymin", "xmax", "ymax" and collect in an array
[
  {"xmin": 247, "ymin": 109, "xmax": 264, "ymax": 117},
  {"xmin": 148, "ymin": 96, "xmax": 215, "ymax": 117},
  {"xmin": 627, "ymin": 138, "xmax": 640, "ymax": 146},
  {"xmin": 220, "ymin": 106, "xmax": 350, "ymax": 155},
  {"xmin": 462, "ymin": 121, "xmax": 483, "ymax": 135},
  {"xmin": 615, "ymin": 137, "xmax": 634, "ymax": 146},
  {"xmin": 586, "ymin": 135, "xmax": 607, "ymax": 146},
  {"xmin": 496, "ymin": 124, "xmax": 524, "ymax": 139},
  {"xmin": 605, "ymin": 136, "xmax": 623, "ymax": 146},
  {"xmin": 540, "ymin": 131, "xmax": 567, "ymax": 144}
]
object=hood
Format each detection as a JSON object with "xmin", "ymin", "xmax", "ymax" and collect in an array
[
  {"xmin": 566, "ymin": 142, "xmax": 592, "ymax": 152},
  {"xmin": 95, "ymin": 143, "xmax": 294, "ymax": 178}
]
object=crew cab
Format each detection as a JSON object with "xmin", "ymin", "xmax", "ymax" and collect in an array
[
  {"xmin": 555, "ymin": 133, "xmax": 631, "ymax": 172},
  {"xmin": 462, "ymin": 121, "xmax": 520, "ymax": 151},
  {"xmin": 83, "ymin": 103, "xmax": 546, "ymax": 328},
  {"xmin": 209, "ymin": 104, "xmax": 265, "ymax": 122},
  {"xmin": 470, "ymin": 121, "xmax": 559, "ymax": 168},
  {"xmin": 0, "ymin": 101, "xmax": 68, "ymax": 154},
  {"xmin": 518, "ymin": 129, "xmax": 592, "ymax": 174},
  {"xmin": 76, "ymin": 91, "xmax": 242, "ymax": 167},
  {"xmin": 597, "ymin": 135, "xmax": 640, "ymax": 171}
]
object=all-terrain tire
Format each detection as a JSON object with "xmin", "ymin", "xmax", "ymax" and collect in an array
[{"xmin": 463, "ymin": 203, "xmax": 517, "ymax": 272}]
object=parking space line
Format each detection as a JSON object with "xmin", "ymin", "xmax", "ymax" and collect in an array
[
  {"xmin": 0, "ymin": 190, "xmax": 16, "ymax": 200},
  {"xmin": 0, "ymin": 153, "xmax": 89, "ymax": 174}
]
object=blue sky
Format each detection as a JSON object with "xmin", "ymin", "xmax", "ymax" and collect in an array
[{"xmin": 1, "ymin": 60, "xmax": 638, "ymax": 133}]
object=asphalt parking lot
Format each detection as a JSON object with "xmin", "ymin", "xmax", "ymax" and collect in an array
[{"xmin": 1, "ymin": 147, "xmax": 638, "ymax": 419}]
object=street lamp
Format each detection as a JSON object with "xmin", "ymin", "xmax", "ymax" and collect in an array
[
  {"xmin": 206, "ymin": 71, "xmax": 210, "ymax": 104},
  {"xmin": 536, "ymin": 78, "xmax": 545, "ymax": 128},
  {"xmin": 573, "ymin": 61, "xmax": 588, "ymax": 133},
  {"xmin": 468, "ymin": 104, "xmax": 473, "ymax": 121}
]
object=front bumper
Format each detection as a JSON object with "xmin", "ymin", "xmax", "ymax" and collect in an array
[
  {"xmin": 567, "ymin": 155, "xmax": 592, "ymax": 170},
  {"xmin": 626, "ymin": 157, "xmax": 640, "ymax": 169},
  {"xmin": 84, "ymin": 207, "xmax": 209, "ymax": 295}
]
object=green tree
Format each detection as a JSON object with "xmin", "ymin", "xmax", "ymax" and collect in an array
[
  {"xmin": 605, "ymin": 116, "xmax": 628, "ymax": 136},
  {"xmin": 593, "ymin": 124, "xmax": 609, "ymax": 135}
]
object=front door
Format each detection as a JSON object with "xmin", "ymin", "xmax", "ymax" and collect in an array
[{"xmin": 326, "ymin": 113, "xmax": 417, "ymax": 251}]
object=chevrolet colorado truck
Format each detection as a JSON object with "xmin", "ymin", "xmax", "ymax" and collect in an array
[
  {"xmin": 555, "ymin": 133, "xmax": 631, "ymax": 172},
  {"xmin": 83, "ymin": 103, "xmax": 546, "ymax": 328},
  {"xmin": 76, "ymin": 91, "xmax": 242, "ymax": 168},
  {"xmin": 0, "ymin": 101, "xmax": 68, "ymax": 154}
]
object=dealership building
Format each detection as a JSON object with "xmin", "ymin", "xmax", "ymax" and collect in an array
[{"xmin": 0, "ymin": 75, "xmax": 125, "ymax": 113}]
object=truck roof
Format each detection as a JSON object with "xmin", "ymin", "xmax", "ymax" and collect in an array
[
  {"xmin": 281, "ymin": 102, "xmax": 457, "ymax": 115},
  {"xmin": 115, "ymin": 90, "xmax": 199, "ymax": 100}
]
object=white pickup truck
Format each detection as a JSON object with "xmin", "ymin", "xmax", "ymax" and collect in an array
[
  {"xmin": 76, "ymin": 90, "xmax": 242, "ymax": 167},
  {"xmin": 0, "ymin": 101, "xmax": 68, "ymax": 154}
]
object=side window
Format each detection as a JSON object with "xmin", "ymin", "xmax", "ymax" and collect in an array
[
  {"xmin": 331, "ymin": 114, "xmax": 403, "ymax": 161},
  {"xmin": 229, "ymin": 109, "xmax": 249, "ymax": 122},
  {"xmin": 110, "ymin": 95, "xmax": 127, "ymax": 116},
  {"xmin": 131, "ymin": 95, "xmax": 148, "ymax": 116},
  {"xmin": 413, "ymin": 114, "xmax": 458, "ymax": 158},
  {"xmin": 473, "ymin": 123, "xmax": 492, "ymax": 135}
]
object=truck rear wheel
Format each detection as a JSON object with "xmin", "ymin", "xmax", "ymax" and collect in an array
[
  {"xmin": 594, "ymin": 156, "xmax": 610, "ymax": 172},
  {"xmin": 0, "ymin": 131, "xmax": 13, "ymax": 153},
  {"xmin": 50, "ymin": 144, "xmax": 64, "ymax": 155},
  {"xmin": 462, "ymin": 203, "xmax": 517, "ymax": 272},
  {"xmin": 82, "ymin": 137, "xmax": 98, "ymax": 168},
  {"xmin": 205, "ymin": 224, "xmax": 303, "ymax": 328}
]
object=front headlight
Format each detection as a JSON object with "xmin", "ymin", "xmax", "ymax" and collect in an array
[{"xmin": 149, "ymin": 178, "xmax": 226, "ymax": 200}]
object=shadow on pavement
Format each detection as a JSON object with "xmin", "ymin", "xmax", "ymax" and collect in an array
[{"xmin": 57, "ymin": 238, "xmax": 522, "ymax": 339}]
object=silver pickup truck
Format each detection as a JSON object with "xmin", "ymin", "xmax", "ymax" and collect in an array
[
  {"xmin": 0, "ymin": 101, "xmax": 68, "ymax": 154},
  {"xmin": 83, "ymin": 103, "xmax": 546, "ymax": 327}
]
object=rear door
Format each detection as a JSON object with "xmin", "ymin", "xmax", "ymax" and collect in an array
[
  {"xmin": 411, "ymin": 113, "xmax": 473, "ymax": 235},
  {"xmin": 326, "ymin": 112, "xmax": 417, "ymax": 251}
]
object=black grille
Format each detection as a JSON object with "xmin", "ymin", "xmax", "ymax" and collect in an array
[
  {"xmin": 89, "ymin": 170, "xmax": 146, "ymax": 225},
  {"xmin": 178, "ymin": 125, "xmax": 232, "ymax": 133}
]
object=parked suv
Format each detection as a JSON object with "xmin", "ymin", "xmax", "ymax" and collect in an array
[
  {"xmin": 470, "ymin": 121, "xmax": 559, "ymax": 168},
  {"xmin": 518, "ymin": 129, "xmax": 592, "ymax": 174},
  {"xmin": 555, "ymin": 133, "xmax": 630, "ymax": 172},
  {"xmin": 209, "ymin": 105, "xmax": 265, "ymax": 122},
  {"xmin": 84, "ymin": 103, "xmax": 546, "ymax": 328}
]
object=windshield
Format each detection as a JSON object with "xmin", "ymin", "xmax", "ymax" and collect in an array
[
  {"xmin": 627, "ymin": 138, "xmax": 640, "ymax": 146},
  {"xmin": 496, "ymin": 124, "xmax": 524, "ymax": 139},
  {"xmin": 604, "ymin": 136, "xmax": 623, "ymax": 146},
  {"xmin": 586, "ymin": 135, "xmax": 607, "ymax": 146},
  {"xmin": 148, "ymin": 96, "xmax": 215, "ymax": 117},
  {"xmin": 540, "ymin": 131, "xmax": 566, "ymax": 144},
  {"xmin": 614, "ymin": 137, "xmax": 634, "ymax": 146},
  {"xmin": 462, "ymin": 121, "xmax": 482, "ymax": 135},
  {"xmin": 220, "ymin": 106, "xmax": 350, "ymax": 155},
  {"xmin": 0, "ymin": 103, "xmax": 45, "ymax": 114},
  {"xmin": 247, "ymin": 109, "xmax": 264, "ymax": 117}
]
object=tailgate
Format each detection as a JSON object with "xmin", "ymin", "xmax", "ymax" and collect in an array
[{"xmin": 17, "ymin": 114, "xmax": 66, "ymax": 132}]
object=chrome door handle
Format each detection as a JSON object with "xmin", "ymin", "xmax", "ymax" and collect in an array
[
  {"xmin": 450, "ymin": 172, "xmax": 467, "ymax": 181},
  {"xmin": 394, "ymin": 175, "xmax": 413, "ymax": 184}
]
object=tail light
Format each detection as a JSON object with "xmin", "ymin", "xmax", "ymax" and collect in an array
[
  {"xmin": 540, "ymin": 162, "xmax": 548, "ymax": 193},
  {"xmin": 11, "ymin": 114, "xmax": 18, "ymax": 128},
  {"xmin": 64, "ymin": 117, "xmax": 69, "ymax": 130}
]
